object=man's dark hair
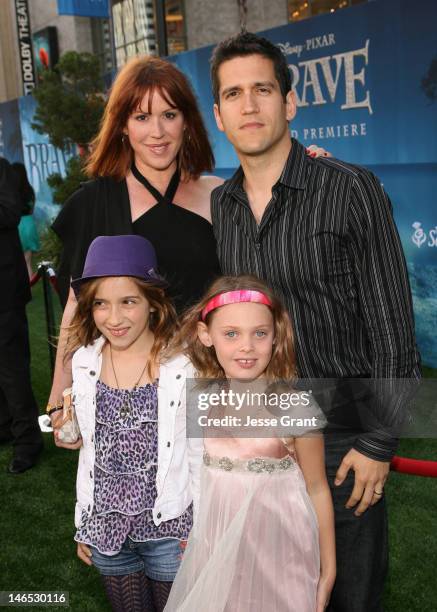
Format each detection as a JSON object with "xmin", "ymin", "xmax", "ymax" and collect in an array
[{"xmin": 210, "ymin": 31, "xmax": 292, "ymax": 105}]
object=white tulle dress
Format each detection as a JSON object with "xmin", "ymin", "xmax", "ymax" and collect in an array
[{"xmin": 165, "ymin": 435, "xmax": 320, "ymax": 612}]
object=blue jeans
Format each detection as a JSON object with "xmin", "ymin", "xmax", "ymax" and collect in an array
[
  {"xmin": 90, "ymin": 537, "xmax": 182, "ymax": 581},
  {"xmin": 325, "ymin": 434, "xmax": 388, "ymax": 612}
]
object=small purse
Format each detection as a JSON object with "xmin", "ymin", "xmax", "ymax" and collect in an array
[{"xmin": 57, "ymin": 387, "xmax": 81, "ymax": 444}]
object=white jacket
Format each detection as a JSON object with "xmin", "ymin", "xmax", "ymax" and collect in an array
[{"xmin": 72, "ymin": 336, "xmax": 202, "ymax": 529}]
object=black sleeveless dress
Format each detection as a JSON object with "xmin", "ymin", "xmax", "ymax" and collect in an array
[
  {"xmin": 131, "ymin": 165, "xmax": 220, "ymax": 313},
  {"xmin": 52, "ymin": 168, "xmax": 220, "ymax": 312}
]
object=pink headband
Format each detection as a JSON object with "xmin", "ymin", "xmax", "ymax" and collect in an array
[{"xmin": 201, "ymin": 289, "xmax": 272, "ymax": 321}]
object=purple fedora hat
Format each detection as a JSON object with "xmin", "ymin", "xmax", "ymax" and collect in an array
[{"xmin": 71, "ymin": 235, "xmax": 168, "ymax": 296}]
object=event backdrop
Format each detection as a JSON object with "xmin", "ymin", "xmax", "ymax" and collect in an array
[
  {"xmin": 0, "ymin": 95, "xmax": 75, "ymax": 229},
  {"xmin": 172, "ymin": 0, "xmax": 437, "ymax": 366},
  {"xmin": 0, "ymin": 0, "xmax": 435, "ymax": 364}
]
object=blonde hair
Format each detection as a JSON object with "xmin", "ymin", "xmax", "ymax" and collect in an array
[
  {"xmin": 65, "ymin": 277, "xmax": 178, "ymax": 379},
  {"xmin": 171, "ymin": 275, "xmax": 297, "ymax": 381}
]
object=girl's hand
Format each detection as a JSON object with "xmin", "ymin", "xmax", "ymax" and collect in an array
[
  {"xmin": 178, "ymin": 540, "xmax": 187, "ymax": 559},
  {"xmin": 316, "ymin": 572, "xmax": 335, "ymax": 612},
  {"xmin": 77, "ymin": 542, "xmax": 93, "ymax": 566},
  {"xmin": 53, "ymin": 429, "xmax": 83, "ymax": 450},
  {"xmin": 50, "ymin": 410, "xmax": 64, "ymax": 430},
  {"xmin": 306, "ymin": 145, "xmax": 331, "ymax": 158}
]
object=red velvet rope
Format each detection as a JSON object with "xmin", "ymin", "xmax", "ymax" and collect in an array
[
  {"xmin": 391, "ymin": 456, "xmax": 437, "ymax": 478},
  {"xmin": 29, "ymin": 270, "xmax": 41, "ymax": 287}
]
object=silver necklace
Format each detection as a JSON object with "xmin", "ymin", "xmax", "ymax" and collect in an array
[{"xmin": 109, "ymin": 344, "xmax": 149, "ymax": 418}]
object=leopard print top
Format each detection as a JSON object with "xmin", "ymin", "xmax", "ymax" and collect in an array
[{"xmin": 74, "ymin": 380, "xmax": 193, "ymax": 555}]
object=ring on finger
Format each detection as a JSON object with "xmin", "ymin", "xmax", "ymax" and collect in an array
[{"xmin": 374, "ymin": 489, "xmax": 383, "ymax": 496}]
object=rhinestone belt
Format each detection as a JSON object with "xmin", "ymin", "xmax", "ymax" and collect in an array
[{"xmin": 203, "ymin": 451, "xmax": 295, "ymax": 473}]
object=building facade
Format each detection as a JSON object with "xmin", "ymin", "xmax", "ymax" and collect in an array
[{"xmin": 0, "ymin": 0, "xmax": 368, "ymax": 103}]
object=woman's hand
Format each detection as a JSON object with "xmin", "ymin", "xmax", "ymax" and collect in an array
[
  {"xmin": 77, "ymin": 542, "xmax": 93, "ymax": 566},
  {"xmin": 306, "ymin": 145, "xmax": 332, "ymax": 158},
  {"xmin": 53, "ymin": 429, "xmax": 83, "ymax": 450},
  {"xmin": 316, "ymin": 572, "xmax": 335, "ymax": 612}
]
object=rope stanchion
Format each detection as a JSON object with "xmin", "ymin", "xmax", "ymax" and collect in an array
[
  {"xmin": 45, "ymin": 265, "xmax": 59, "ymax": 293},
  {"xmin": 30, "ymin": 265, "xmax": 59, "ymax": 292},
  {"xmin": 391, "ymin": 456, "xmax": 437, "ymax": 478},
  {"xmin": 32, "ymin": 262, "xmax": 58, "ymax": 377}
]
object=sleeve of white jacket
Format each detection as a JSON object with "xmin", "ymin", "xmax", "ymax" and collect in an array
[
  {"xmin": 187, "ymin": 433, "xmax": 203, "ymax": 526},
  {"xmin": 185, "ymin": 361, "xmax": 203, "ymax": 526}
]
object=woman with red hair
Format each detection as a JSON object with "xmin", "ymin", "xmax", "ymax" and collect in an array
[{"xmin": 49, "ymin": 56, "xmax": 223, "ymax": 413}]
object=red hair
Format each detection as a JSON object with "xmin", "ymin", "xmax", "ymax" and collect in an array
[{"xmin": 86, "ymin": 56, "xmax": 214, "ymax": 181}]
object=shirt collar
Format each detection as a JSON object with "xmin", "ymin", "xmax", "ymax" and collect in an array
[
  {"xmin": 277, "ymin": 138, "xmax": 308, "ymax": 191},
  {"xmin": 222, "ymin": 165, "xmax": 245, "ymax": 196},
  {"xmin": 75, "ymin": 335, "xmax": 106, "ymax": 369},
  {"xmin": 222, "ymin": 138, "xmax": 308, "ymax": 196}
]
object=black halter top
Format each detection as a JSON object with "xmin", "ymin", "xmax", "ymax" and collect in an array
[{"xmin": 131, "ymin": 164, "xmax": 220, "ymax": 314}]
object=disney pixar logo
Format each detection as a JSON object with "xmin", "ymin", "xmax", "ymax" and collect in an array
[{"xmin": 412, "ymin": 222, "xmax": 437, "ymax": 248}]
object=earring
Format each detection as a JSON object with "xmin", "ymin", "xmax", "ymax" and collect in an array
[{"xmin": 121, "ymin": 134, "xmax": 126, "ymax": 143}]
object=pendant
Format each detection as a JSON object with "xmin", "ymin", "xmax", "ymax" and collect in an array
[
  {"xmin": 120, "ymin": 392, "xmax": 131, "ymax": 418},
  {"xmin": 120, "ymin": 403, "xmax": 130, "ymax": 418}
]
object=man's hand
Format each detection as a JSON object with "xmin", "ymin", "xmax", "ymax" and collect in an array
[
  {"xmin": 334, "ymin": 448, "xmax": 390, "ymax": 516},
  {"xmin": 179, "ymin": 539, "xmax": 188, "ymax": 559}
]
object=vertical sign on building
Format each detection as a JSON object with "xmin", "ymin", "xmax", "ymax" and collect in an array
[{"xmin": 14, "ymin": 0, "xmax": 36, "ymax": 95}]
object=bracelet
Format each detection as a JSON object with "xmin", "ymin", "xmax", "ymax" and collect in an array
[
  {"xmin": 47, "ymin": 405, "xmax": 63, "ymax": 417},
  {"xmin": 46, "ymin": 402, "xmax": 63, "ymax": 416}
]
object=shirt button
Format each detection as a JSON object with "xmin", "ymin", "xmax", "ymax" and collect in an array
[
  {"xmin": 176, "ymin": 374, "xmax": 181, "ymax": 379},
  {"xmin": 170, "ymin": 401, "xmax": 174, "ymax": 406},
  {"xmin": 90, "ymin": 471, "xmax": 93, "ymax": 479},
  {"xmin": 255, "ymin": 242, "xmax": 261, "ymax": 250},
  {"xmin": 157, "ymin": 512, "xmax": 162, "ymax": 519},
  {"xmin": 167, "ymin": 441, "xmax": 171, "ymax": 448},
  {"xmin": 89, "ymin": 370, "xmax": 96, "ymax": 376}
]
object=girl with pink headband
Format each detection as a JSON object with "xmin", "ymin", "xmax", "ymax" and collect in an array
[{"xmin": 166, "ymin": 275, "xmax": 336, "ymax": 612}]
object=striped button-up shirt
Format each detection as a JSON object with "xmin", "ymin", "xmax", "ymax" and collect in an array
[{"xmin": 211, "ymin": 139, "xmax": 420, "ymax": 460}]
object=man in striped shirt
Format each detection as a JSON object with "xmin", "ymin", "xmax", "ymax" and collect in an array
[{"xmin": 210, "ymin": 32, "xmax": 420, "ymax": 611}]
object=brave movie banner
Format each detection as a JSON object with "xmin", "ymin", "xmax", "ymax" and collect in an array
[{"xmin": 172, "ymin": 0, "xmax": 437, "ymax": 365}]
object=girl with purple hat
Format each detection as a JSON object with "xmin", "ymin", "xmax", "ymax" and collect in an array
[{"xmin": 55, "ymin": 234, "xmax": 202, "ymax": 612}]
